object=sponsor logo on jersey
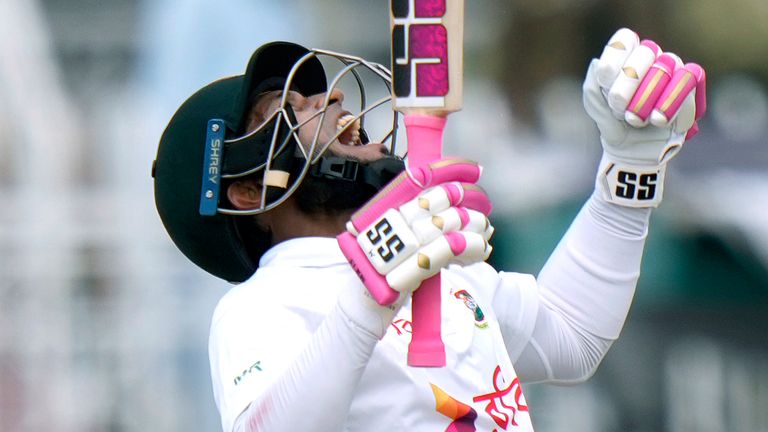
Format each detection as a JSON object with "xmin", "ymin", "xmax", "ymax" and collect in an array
[
  {"xmin": 233, "ymin": 360, "xmax": 262, "ymax": 386},
  {"xmin": 430, "ymin": 383, "xmax": 478, "ymax": 432}
]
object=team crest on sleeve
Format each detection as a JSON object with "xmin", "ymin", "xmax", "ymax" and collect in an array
[{"xmin": 453, "ymin": 289, "xmax": 488, "ymax": 328}]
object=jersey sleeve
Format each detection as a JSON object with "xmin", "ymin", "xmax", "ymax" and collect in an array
[
  {"xmin": 209, "ymin": 281, "xmax": 398, "ymax": 432},
  {"xmin": 537, "ymin": 191, "xmax": 650, "ymax": 339},
  {"xmin": 488, "ymin": 270, "xmax": 542, "ymax": 362},
  {"xmin": 208, "ymin": 289, "xmax": 304, "ymax": 432},
  {"xmin": 509, "ymin": 191, "xmax": 652, "ymax": 383}
]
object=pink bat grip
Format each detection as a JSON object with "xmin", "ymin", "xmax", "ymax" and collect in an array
[
  {"xmin": 347, "ymin": 160, "xmax": 482, "ymax": 233},
  {"xmin": 405, "ymin": 114, "xmax": 447, "ymax": 367}
]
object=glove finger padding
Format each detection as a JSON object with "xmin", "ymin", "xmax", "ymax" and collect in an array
[
  {"xmin": 606, "ymin": 40, "xmax": 661, "ymax": 116},
  {"xmin": 624, "ymin": 53, "xmax": 679, "ymax": 127},
  {"xmin": 594, "ymin": 30, "xmax": 706, "ymax": 135},
  {"xmin": 411, "ymin": 207, "xmax": 494, "ymax": 245},
  {"xmin": 596, "ymin": 28, "xmax": 640, "ymax": 89},
  {"xmin": 399, "ymin": 182, "xmax": 492, "ymax": 224},
  {"xmin": 347, "ymin": 158, "xmax": 483, "ymax": 234},
  {"xmin": 651, "ymin": 63, "xmax": 707, "ymax": 140},
  {"xmin": 386, "ymin": 231, "xmax": 492, "ymax": 293}
]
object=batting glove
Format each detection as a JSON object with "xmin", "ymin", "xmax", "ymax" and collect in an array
[
  {"xmin": 584, "ymin": 28, "xmax": 707, "ymax": 207},
  {"xmin": 337, "ymin": 158, "xmax": 494, "ymax": 306}
]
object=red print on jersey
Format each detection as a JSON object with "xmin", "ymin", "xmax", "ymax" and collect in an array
[
  {"xmin": 472, "ymin": 366, "xmax": 528, "ymax": 430},
  {"xmin": 390, "ymin": 318, "xmax": 413, "ymax": 336}
]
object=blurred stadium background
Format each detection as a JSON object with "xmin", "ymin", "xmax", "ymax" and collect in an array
[{"xmin": 0, "ymin": 0, "xmax": 766, "ymax": 430}]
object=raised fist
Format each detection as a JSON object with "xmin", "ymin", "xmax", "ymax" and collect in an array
[{"xmin": 583, "ymin": 28, "xmax": 707, "ymax": 207}]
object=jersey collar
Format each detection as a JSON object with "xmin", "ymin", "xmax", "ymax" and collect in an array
[{"xmin": 258, "ymin": 237, "xmax": 348, "ymax": 269}]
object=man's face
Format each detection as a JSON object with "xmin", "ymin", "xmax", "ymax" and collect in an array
[{"xmin": 251, "ymin": 89, "xmax": 389, "ymax": 163}]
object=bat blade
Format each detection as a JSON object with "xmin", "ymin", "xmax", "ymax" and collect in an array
[
  {"xmin": 389, "ymin": 0, "xmax": 465, "ymax": 368},
  {"xmin": 391, "ymin": 0, "xmax": 464, "ymax": 116}
]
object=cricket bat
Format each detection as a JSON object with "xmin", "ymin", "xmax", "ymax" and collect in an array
[{"xmin": 390, "ymin": 0, "xmax": 465, "ymax": 367}]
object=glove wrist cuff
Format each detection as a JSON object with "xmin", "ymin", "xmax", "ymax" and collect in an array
[{"xmin": 596, "ymin": 154, "xmax": 666, "ymax": 208}]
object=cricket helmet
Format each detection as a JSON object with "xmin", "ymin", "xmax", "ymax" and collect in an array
[{"xmin": 153, "ymin": 42, "xmax": 403, "ymax": 283}]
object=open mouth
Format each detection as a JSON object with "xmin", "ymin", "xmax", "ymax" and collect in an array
[{"xmin": 336, "ymin": 113, "xmax": 361, "ymax": 146}]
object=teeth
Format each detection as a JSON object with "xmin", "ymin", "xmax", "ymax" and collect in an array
[
  {"xmin": 337, "ymin": 114, "xmax": 361, "ymax": 145},
  {"xmin": 337, "ymin": 114, "xmax": 359, "ymax": 131}
]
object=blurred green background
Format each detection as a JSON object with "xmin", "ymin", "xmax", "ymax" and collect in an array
[{"xmin": 0, "ymin": 0, "xmax": 765, "ymax": 431}]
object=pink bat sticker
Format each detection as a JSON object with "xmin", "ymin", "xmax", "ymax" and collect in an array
[
  {"xmin": 414, "ymin": 0, "xmax": 446, "ymax": 17},
  {"xmin": 391, "ymin": 0, "xmax": 451, "ymax": 105},
  {"xmin": 411, "ymin": 25, "xmax": 449, "ymax": 97}
]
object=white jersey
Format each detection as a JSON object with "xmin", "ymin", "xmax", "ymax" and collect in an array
[
  {"xmin": 209, "ymin": 193, "xmax": 652, "ymax": 432},
  {"xmin": 210, "ymin": 238, "xmax": 538, "ymax": 431}
]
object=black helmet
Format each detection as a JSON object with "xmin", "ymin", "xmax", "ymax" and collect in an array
[{"xmin": 153, "ymin": 42, "xmax": 404, "ymax": 283}]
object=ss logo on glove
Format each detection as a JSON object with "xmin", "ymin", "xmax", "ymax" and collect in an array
[
  {"xmin": 358, "ymin": 209, "xmax": 420, "ymax": 274},
  {"xmin": 365, "ymin": 218, "xmax": 406, "ymax": 263},
  {"xmin": 616, "ymin": 171, "xmax": 658, "ymax": 201},
  {"xmin": 602, "ymin": 162, "xmax": 665, "ymax": 207}
]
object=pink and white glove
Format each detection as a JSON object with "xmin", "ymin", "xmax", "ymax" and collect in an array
[
  {"xmin": 584, "ymin": 28, "xmax": 707, "ymax": 207},
  {"xmin": 337, "ymin": 158, "xmax": 493, "ymax": 306}
]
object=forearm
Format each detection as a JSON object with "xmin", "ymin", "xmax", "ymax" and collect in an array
[
  {"xmin": 234, "ymin": 286, "xmax": 398, "ymax": 432},
  {"xmin": 514, "ymin": 191, "xmax": 650, "ymax": 383}
]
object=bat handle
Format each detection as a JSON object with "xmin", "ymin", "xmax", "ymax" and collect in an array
[
  {"xmin": 404, "ymin": 114, "xmax": 447, "ymax": 367},
  {"xmin": 409, "ymin": 275, "xmax": 445, "ymax": 366}
]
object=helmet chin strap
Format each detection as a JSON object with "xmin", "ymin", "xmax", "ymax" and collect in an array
[
  {"xmin": 308, "ymin": 124, "xmax": 405, "ymax": 190},
  {"xmin": 309, "ymin": 155, "xmax": 405, "ymax": 191}
]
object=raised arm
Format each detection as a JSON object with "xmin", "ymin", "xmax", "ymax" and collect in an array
[{"xmin": 509, "ymin": 28, "xmax": 707, "ymax": 383}]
